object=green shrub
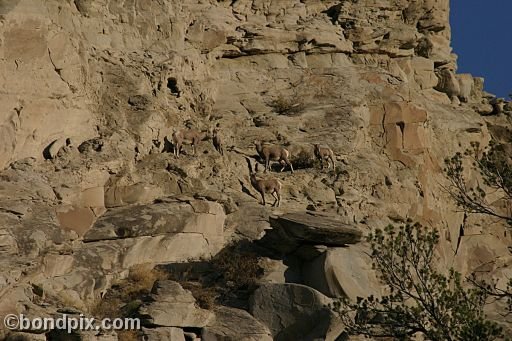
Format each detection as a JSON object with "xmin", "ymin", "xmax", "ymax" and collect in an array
[{"xmin": 333, "ymin": 223, "xmax": 503, "ymax": 340}]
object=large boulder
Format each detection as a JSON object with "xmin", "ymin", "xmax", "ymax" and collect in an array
[
  {"xmin": 84, "ymin": 197, "xmax": 224, "ymax": 247},
  {"xmin": 142, "ymin": 327, "xmax": 186, "ymax": 341},
  {"xmin": 31, "ymin": 198, "xmax": 226, "ymax": 308},
  {"xmin": 302, "ymin": 245, "xmax": 382, "ymax": 300},
  {"xmin": 139, "ymin": 280, "xmax": 213, "ymax": 328},
  {"xmin": 104, "ymin": 183, "xmax": 164, "ymax": 208},
  {"xmin": 249, "ymin": 283, "xmax": 343, "ymax": 341},
  {"xmin": 266, "ymin": 211, "xmax": 362, "ymax": 254},
  {"xmin": 455, "ymin": 73, "xmax": 475, "ymax": 103},
  {"xmin": 435, "ymin": 68, "xmax": 460, "ymax": 101},
  {"xmin": 202, "ymin": 306, "xmax": 272, "ymax": 341}
]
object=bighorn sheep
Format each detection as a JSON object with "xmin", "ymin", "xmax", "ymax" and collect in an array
[
  {"xmin": 254, "ymin": 140, "xmax": 294, "ymax": 173},
  {"xmin": 171, "ymin": 128, "xmax": 210, "ymax": 157},
  {"xmin": 250, "ymin": 164, "xmax": 282, "ymax": 207},
  {"xmin": 212, "ymin": 127, "xmax": 224, "ymax": 155},
  {"xmin": 313, "ymin": 144, "xmax": 335, "ymax": 170}
]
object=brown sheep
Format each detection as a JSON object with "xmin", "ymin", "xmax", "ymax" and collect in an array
[
  {"xmin": 212, "ymin": 127, "xmax": 224, "ymax": 155},
  {"xmin": 250, "ymin": 164, "xmax": 282, "ymax": 207},
  {"xmin": 313, "ymin": 144, "xmax": 335, "ymax": 170},
  {"xmin": 254, "ymin": 140, "xmax": 294, "ymax": 173},
  {"xmin": 171, "ymin": 128, "xmax": 209, "ymax": 157}
]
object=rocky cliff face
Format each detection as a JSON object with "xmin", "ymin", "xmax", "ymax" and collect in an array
[{"xmin": 1, "ymin": 0, "xmax": 511, "ymax": 340}]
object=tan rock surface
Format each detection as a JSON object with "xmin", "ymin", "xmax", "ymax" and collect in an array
[
  {"xmin": 0, "ymin": 0, "xmax": 510, "ymax": 339},
  {"xmin": 139, "ymin": 280, "xmax": 213, "ymax": 328}
]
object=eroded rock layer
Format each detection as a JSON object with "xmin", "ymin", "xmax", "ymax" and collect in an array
[{"xmin": 1, "ymin": 0, "xmax": 511, "ymax": 340}]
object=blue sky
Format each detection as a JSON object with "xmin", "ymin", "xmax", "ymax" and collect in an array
[{"xmin": 450, "ymin": 1, "xmax": 511, "ymax": 98}]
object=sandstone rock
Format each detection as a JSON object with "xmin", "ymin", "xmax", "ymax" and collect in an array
[
  {"xmin": 55, "ymin": 206, "xmax": 96, "ymax": 237},
  {"xmin": 435, "ymin": 68, "xmax": 460, "ymax": 100},
  {"xmin": 44, "ymin": 138, "xmax": 67, "ymax": 160},
  {"xmin": 0, "ymin": 0, "xmax": 510, "ymax": 337},
  {"xmin": 142, "ymin": 327, "xmax": 186, "ymax": 341},
  {"xmin": 5, "ymin": 332, "xmax": 47, "ymax": 341},
  {"xmin": 194, "ymin": 190, "xmax": 238, "ymax": 214},
  {"xmin": 79, "ymin": 187, "xmax": 105, "ymax": 209},
  {"xmin": 293, "ymin": 244, "xmax": 329, "ymax": 261},
  {"xmin": 456, "ymin": 73, "xmax": 475, "ymax": 103},
  {"xmin": 268, "ymin": 211, "xmax": 362, "ymax": 251},
  {"xmin": 227, "ymin": 203, "xmax": 271, "ymax": 240},
  {"xmin": 249, "ymin": 283, "xmax": 342, "ymax": 341},
  {"xmin": 46, "ymin": 329, "xmax": 118, "ymax": 341},
  {"xmin": 0, "ymin": 229, "xmax": 19, "ymax": 254},
  {"xmin": 119, "ymin": 233, "xmax": 221, "ymax": 269},
  {"xmin": 411, "ymin": 57, "xmax": 437, "ymax": 89},
  {"xmin": 472, "ymin": 102, "xmax": 495, "ymax": 116},
  {"xmin": 258, "ymin": 257, "xmax": 296, "ymax": 284},
  {"xmin": 139, "ymin": 280, "xmax": 213, "ymax": 328},
  {"xmin": 202, "ymin": 306, "xmax": 272, "ymax": 341},
  {"xmin": 83, "ymin": 199, "xmax": 224, "ymax": 244},
  {"xmin": 42, "ymin": 253, "xmax": 74, "ymax": 278},
  {"xmin": 104, "ymin": 183, "xmax": 164, "ymax": 208},
  {"xmin": 303, "ymin": 179, "xmax": 337, "ymax": 204},
  {"xmin": 454, "ymin": 235, "xmax": 511, "ymax": 277},
  {"xmin": 302, "ymin": 245, "xmax": 382, "ymax": 300}
]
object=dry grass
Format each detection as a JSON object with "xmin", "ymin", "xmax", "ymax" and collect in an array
[
  {"xmin": 91, "ymin": 264, "xmax": 168, "ymax": 319},
  {"xmin": 116, "ymin": 330, "xmax": 141, "ymax": 341},
  {"xmin": 181, "ymin": 282, "xmax": 219, "ymax": 309},
  {"xmin": 91, "ymin": 248, "xmax": 263, "ymax": 324},
  {"xmin": 211, "ymin": 247, "xmax": 262, "ymax": 290},
  {"xmin": 128, "ymin": 264, "xmax": 168, "ymax": 290}
]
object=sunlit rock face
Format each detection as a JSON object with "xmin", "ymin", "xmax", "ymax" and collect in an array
[{"xmin": 0, "ymin": 0, "xmax": 510, "ymax": 340}]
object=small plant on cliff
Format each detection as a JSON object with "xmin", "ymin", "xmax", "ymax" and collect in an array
[
  {"xmin": 89, "ymin": 264, "xmax": 168, "ymax": 341},
  {"xmin": 332, "ymin": 223, "xmax": 503, "ymax": 340},
  {"xmin": 211, "ymin": 245, "xmax": 263, "ymax": 290},
  {"xmin": 291, "ymin": 150, "xmax": 320, "ymax": 169},
  {"xmin": 270, "ymin": 93, "xmax": 305, "ymax": 115},
  {"xmin": 444, "ymin": 141, "xmax": 512, "ymax": 225}
]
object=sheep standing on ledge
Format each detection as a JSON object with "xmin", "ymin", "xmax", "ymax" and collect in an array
[
  {"xmin": 171, "ymin": 128, "xmax": 210, "ymax": 157},
  {"xmin": 313, "ymin": 144, "xmax": 335, "ymax": 170},
  {"xmin": 212, "ymin": 127, "xmax": 224, "ymax": 155},
  {"xmin": 254, "ymin": 140, "xmax": 294, "ymax": 173},
  {"xmin": 250, "ymin": 164, "xmax": 282, "ymax": 207}
]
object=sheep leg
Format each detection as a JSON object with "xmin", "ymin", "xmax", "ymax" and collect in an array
[
  {"xmin": 330, "ymin": 156, "xmax": 335, "ymax": 170},
  {"xmin": 286, "ymin": 158, "xmax": 294, "ymax": 173},
  {"xmin": 260, "ymin": 191, "xmax": 266, "ymax": 206},
  {"xmin": 175, "ymin": 143, "xmax": 180, "ymax": 158},
  {"xmin": 271, "ymin": 191, "xmax": 279, "ymax": 207},
  {"xmin": 279, "ymin": 160, "xmax": 286, "ymax": 172},
  {"xmin": 265, "ymin": 157, "xmax": 270, "ymax": 173}
]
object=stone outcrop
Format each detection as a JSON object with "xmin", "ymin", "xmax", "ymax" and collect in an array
[
  {"xmin": 139, "ymin": 280, "xmax": 213, "ymax": 328},
  {"xmin": 142, "ymin": 327, "xmax": 186, "ymax": 341},
  {"xmin": 202, "ymin": 306, "xmax": 273, "ymax": 341},
  {"xmin": 250, "ymin": 283, "xmax": 343, "ymax": 341},
  {"xmin": 267, "ymin": 212, "xmax": 362, "ymax": 254},
  {"xmin": 303, "ymin": 245, "xmax": 382, "ymax": 299},
  {"xmin": 0, "ymin": 0, "xmax": 511, "ymax": 340}
]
